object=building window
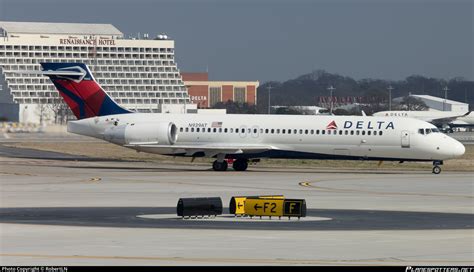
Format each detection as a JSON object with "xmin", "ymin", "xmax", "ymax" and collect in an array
[
  {"xmin": 209, "ymin": 87, "xmax": 221, "ymax": 107},
  {"xmin": 234, "ymin": 87, "xmax": 246, "ymax": 103}
]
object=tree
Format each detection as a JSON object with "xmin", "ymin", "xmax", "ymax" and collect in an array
[
  {"xmin": 395, "ymin": 97, "xmax": 428, "ymax": 111},
  {"xmin": 48, "ymin": 99, "xmax": 72, "ymax": 124},
  {"xmin": 212, "ymin": 101, "xmax": 258, "ymax": 114},
  {"xmin": 274, "ymin": 107, "xmax": 304, "ymax": 115}
]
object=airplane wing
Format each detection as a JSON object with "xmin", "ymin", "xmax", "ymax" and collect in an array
[
  {"xmin": 124, "ymin": 143, "xmax": 278, "ymax": 157},
  {"xmin": 426, "ymin": 111, "xmax": 471, "ymax": 126}
]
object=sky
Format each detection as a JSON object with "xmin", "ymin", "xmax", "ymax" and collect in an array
[{"xmin": 0, "ymin": 0, "xmax": 472, "ymax": 83}]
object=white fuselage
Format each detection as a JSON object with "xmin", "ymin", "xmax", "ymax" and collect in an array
[{"xmin": 68, "ymin": 113, "xmax": 465, "ymax": 162}]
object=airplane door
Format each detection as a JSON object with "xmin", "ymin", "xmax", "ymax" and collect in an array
[
  {"xmin": 239, "ymin": 125, "xmax": 247, "ymax": 138},
  {"xmin": 401, "ymin": 130, "xmax": 410, "ymax": 148}
]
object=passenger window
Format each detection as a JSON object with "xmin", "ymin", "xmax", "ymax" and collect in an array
[
  {"xmin": 265, "ymin": 129, "xmax": 269, "ymax": 134},
  {"xmin": 248, "ymin": 128, "xmax": 251, "ymax": 133},
  {"xmin": 260, "ymin": 129, "xmax": 263, "ymax": 133},
  {"xmin": 282, "ymin": 129, "xmax": 286, "ymax": 134},
  {"xmin": 185, "ymin": 128, "xmax": 189, "ymax": 132},
  {"xmin": 271, "ymin": 129, "xmax": 274, "ymax": 134},
  {"xmin": 191, "ymin": 128, "xmax": 195, "ymax": 132},
  {"xmin": 288, "ymin": 129, "xmax": 291, "ymax": 134},
  {"xmin": 230, "ymin": 128, "xmax": 233, "ymax": 133},
  {"xmin": 196, "ymin": 128, "xmax": 200, "ymax": 132},
  {"xmin": 345, "ymin": 131, "xmax": 348, "ymax": 135},
  {"xmin": 299, "ymin": 129, "xmax": 303, "ymax": 134},
  {"xmin": 224, "ymin": 128, "xmax": 228, "ymax": 133},
  {"xmin": 379, "ymin": 131, "xmax": 383, "ymax": 136},
  {"xmin": 304, "ymin": 129, "xmax": 308, "ymax": 134},
  {"xmin": 362, "ymin": 131, "xmax": 365, "ymax": 136},
  {"xmin": 322, "ymin": 130, "xmax": 326, "ymax": 135},
  {"xmin": 367, "ymin": 131, "xmax": 371, "ymax": 135},
  {"xmin": 208, "ymin": 128, "xmax": 211, "ymax": 133},
  {"xmin": 180, "ymin": 127, "xmax": 183, "ymax": 132},
  {"xmin": 339, "ymin": 130, "xmax": 343, "ymax": 135},
  {"xmin": 219, "ymin": 128, "xmax": 222, "ymax": 133},
  {"xmin": 350, "ymin": 131, "xmax": 354, "ymax": 135},
  {"xmin": 310, "ymin": 129, "xmax": 314, "ymax": 134},
  {"xmin": 254, "ymin": 129, "xmax": 257, "ymax": 134},
  {"xmin": 316, "ymin": 130, "xmax": 320, "ymax": 135},
  {"xmin": 235, "ymin": 128, "xmax": 239, "ymax": 133},
  {"xmin": 356, "ymin": 131, "xmax": 360, "ymax": 135},
  {"xmin": 213, "ymin": 128, "xmax": 217, "ymax": 133},
  {"xmin": 276, "ymin": 129, "xmax": 280, "ymax": 134}
]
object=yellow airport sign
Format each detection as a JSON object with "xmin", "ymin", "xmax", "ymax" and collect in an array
[
  {"xmin": 229, "ymin": 197, "xmax": 247, "ymax": 215},
  {"xmin": 229, "ymin": 195, "xmax": 284, "ymax": 215},
  {"xmin": 244, "ymin": 198, "xmax": 284, "ymax": 216}
]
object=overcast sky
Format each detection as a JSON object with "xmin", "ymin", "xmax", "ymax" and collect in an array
[{"xmin": 1, "ymin": 0, "xmax": 472, "ymax": 82}]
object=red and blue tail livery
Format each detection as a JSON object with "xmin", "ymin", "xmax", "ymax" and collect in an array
[{"xmin": 41, "ymin": 62, "xmax": 131, "ymax": 119}]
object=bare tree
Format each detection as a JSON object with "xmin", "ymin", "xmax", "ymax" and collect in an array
[{"xmin": 48, "ymin": 98, "xmax": 71, "ymax": 125}]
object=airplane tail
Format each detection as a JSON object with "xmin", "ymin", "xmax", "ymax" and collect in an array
[{"xmin": 41, "ymin": 62, "xmax": 131, "ymax": 119}]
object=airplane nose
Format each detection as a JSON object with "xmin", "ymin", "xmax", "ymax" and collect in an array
[{"xmin": 452, "ymin": 140, "xmax": 465, "ymax": 158}]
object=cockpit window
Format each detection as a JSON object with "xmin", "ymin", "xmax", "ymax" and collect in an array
[{"xmin": 419, "ymin": 128, "xmax": 440, "ymax": 135}]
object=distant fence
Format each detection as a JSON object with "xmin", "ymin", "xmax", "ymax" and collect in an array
[
  {"xmin": 0, "ymin": 122, "xmax": 45, "ymax": 133},
  {"xmin": 450, "ymin": 132, "xmax": 474, "ymax": 143}
]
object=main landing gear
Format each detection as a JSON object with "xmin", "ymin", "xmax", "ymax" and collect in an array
[
  {"xmin": 232, "ymin": 158, "xmax": 248, "ymax": 171},
  {"xmin": 212, "ymin": 160, "xmax": 228, "ymax": 171},
  {"xmin": 212, "ymin": 158, "xmax": 249, "ymax": 171},
  {"xmin": 432, "ymin": 160, "xmax": 443, "ymax": 174}
]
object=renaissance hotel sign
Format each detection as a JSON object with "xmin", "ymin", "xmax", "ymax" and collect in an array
[{"xmin": 59, "ymin": 38, "xmax": 116, "ymax": 46}]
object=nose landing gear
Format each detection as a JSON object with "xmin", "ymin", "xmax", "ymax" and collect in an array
[{"xmin": 432, "ymin": 160, "xmax": 443, "ymax": 174}]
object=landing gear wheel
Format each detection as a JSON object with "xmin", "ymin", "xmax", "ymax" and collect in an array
[
  {"xmin": 233, "ymin": 159, "xmax": 248, "ymax": 171},
  {"xmin": 432, "ymin": 166, "xmax": 441, "ymax": 174},
  {"xmin": 212, "ymin": 160, "xmax": 228, "ymax": 171}
]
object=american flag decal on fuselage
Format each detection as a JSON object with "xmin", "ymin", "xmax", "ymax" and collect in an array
[{"xmin": 211, "ymin": 121, "xmax": 223, "ymax": 128}]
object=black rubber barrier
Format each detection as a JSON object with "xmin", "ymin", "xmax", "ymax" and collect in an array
[{"xmin": 177, "ymin": 197, "xmax": 223, "ymax": 217}]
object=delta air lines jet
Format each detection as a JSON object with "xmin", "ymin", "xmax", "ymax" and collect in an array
[{"xmin": 41, "ymin": 63, "xmax": 465, "ymax": 174}]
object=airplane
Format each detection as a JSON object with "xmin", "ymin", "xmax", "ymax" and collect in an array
[
  {"xmin": 40, "ymin": 63, "xmax": 466, "ymax": 174},
  {"xmin": 373, "ymin": 110, "xmax": 473, "ymax": 132}
]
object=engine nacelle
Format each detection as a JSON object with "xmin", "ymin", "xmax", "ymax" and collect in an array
[{"xmin": 104, "ymin": 122, "xmax": 178, "ymax": 146}]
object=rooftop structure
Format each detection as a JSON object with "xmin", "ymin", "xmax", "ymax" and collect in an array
[
  {"xmin": 0, "ymin": 21, "xmax": 195, "ymax": 123},
  {"xmin": 182, "ymin": 72, "xmax": 259, "ymax": 108}
]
